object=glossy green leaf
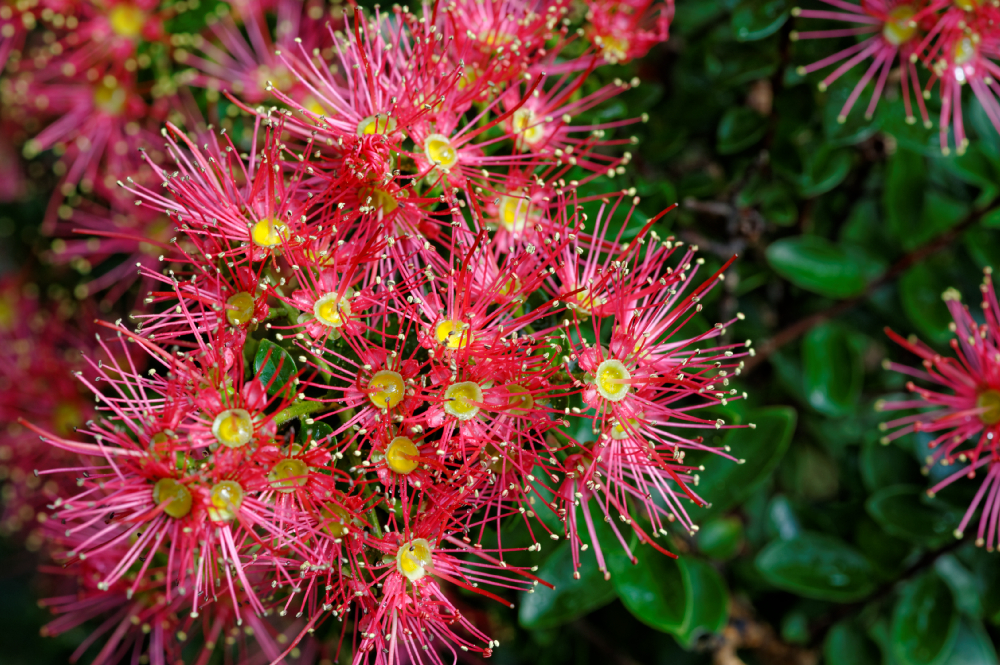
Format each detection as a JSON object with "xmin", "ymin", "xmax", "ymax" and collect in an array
[
  {"xmin": 297, "ymin": 421, "xmax": 333, "ymax": 445},
  {"xmin": 766, "ymin": 236, "xmax": 885, "ymax": 299},
  {"xmin": 946, "ymin": 618, "xmax": 999, "ymax": 665},
  {"xmin": 610, "ymin": 550, "xmax": 686, "ymax": 633},
  {"xmin": 860, "ymin": 438, "xmax": 923, "ymax": 492},
  {"xmin": 674, "ymin": 558, "xmax": 729, "ymax": 648},
  {"xmin": 693, "ymin": 407, "xmax": 797, "ymax": 518},
  {"xmin": 884, "ymin": 147, "xmax": 927, "ymax": 241},
  {"xmin": 866, "ymin": 485, "xmax": 962, "ymax": 549},
  {"xmin": 891, "ymin": 571, "xmax": 958, "ymax": 665},
  {"xmin": 731, "ymin": 0, "xmax": 788, "ymax": 42},
  {"xmin": 824, "ymin": 619, "xmax": 882, "ymax": 665},
  {"xmin": 898, "ymin": 263, "xmax": 956, "ymax": 346},
  {"xmin": 802, "ymin": 323, "xmax": 863, "ymax": 416},
  {"xmin": 697, "ymin": 517, "xmax": 744, "ymax": 560},
  {"xmin": 254, "ymin": 340, "xmax": 297, "ymax": 397},
  {"xmin": 717, "ymin": 107, "xmax": 767, "ymax": 154},
  {"xmin": 799, "ymin": 148, "xmax": 852, "ymax": 198},
  {"xmin": 518, "ymin": 542, "xmax": 617, "ymax": 630},
  {"xmin": 756, "ymin": 532, "xmax": 877, "ymax": 602}
]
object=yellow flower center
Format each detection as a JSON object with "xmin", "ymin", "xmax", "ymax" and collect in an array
[
  {"xmin": 512, "ymin": 108, "xmax": 545, "ymax": 147},
  {"xmin": 153, "ymin": 478, "xmax": 193, "ymax": 519},
  {"xmin": 595, "ymin": 359, "xmax": 631, "ymax": 402},
  {"xmin": 435, "ymin": 319, "xmax": 471, "ymax": 349},
  {"xmin": 385, "ymin": 436, "xmax": 420, "ymax": 474},
  {"xmin": 320, "ymin": 503, "xmax": 352, "ymax": 538},
  {"xmin": 424, "ymin": 134, "xmax": 458, "ymax": 169},
  {"xmin": 610, "ymin": 416, "xmax": 640, "ymax": 440},
  {"xmin": 250, "ymin": 218, "xmax": 287, "ymax": 248},
  {"xmin": 565, "ymin": 288, "xmax": 595, "ymax": 317},
  {"xmin": 977, "ymin": 389, "xmax": 1000, "ymax": 425},
  {"xmin": 954, "ymin": 33, "xmax": 978, "ymax": 66},
  {"xmin": 498, "ymin": 194, "xmax": 532, "ymax": 233},
  {"xmin": 599, "ymin": 34, "xmax": 629, "ymax": 63},
  {"xmin": 268, "ymin": 458, "xmax": 310, "ymax": 493},
  {"xmin": 109, "ymin": 3, "xmax": 144, "ymax": 38},
  {"xmin": 356, "ymin": 114, "xmax": 397, "ymax": 137},
  {"xmin": 505, "ymin": 384, "xmax": 534, "ymax": 416},
  {"xmin": 93, "ymin": 79, "xmax": 127, "ymax": 115},
  {"xmin": 882, "ymin": 6, "xmax": 917, "ymax": 47},
  {"xmin": 225, "ymin": 292, "xmax": 256, "ymax": 326},
  {"xmin": 208, "ymin": 481, "xmax": 243, "ymax": 522},
  {"xmin": 396, "ymin": 538, "xmax": 433, "ymax": 582},
  {"xmin": 359, "ymin": 186, "xmax": 399, "ymax": 214},
  {"xmin": 955, "ymin": 0, "xmax": 978, "ymax": 10},
  {"xmin": 314, "ymin": 292, "xmax": 352, "ymax": 328},
  {"xmin": 444, "ymin": 381, "xmax": 483, "ymax": 421},
  {"xmin": 212, "ymin": 409, "xmax": 254, "ymax": 448},
  {"xmin": 368, "ymin": 370, "xmax": 405, "ymax": 409}
]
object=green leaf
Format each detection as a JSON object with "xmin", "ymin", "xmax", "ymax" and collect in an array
[
  {"xmin": 756, "ymin": 532, "xmax": 877, "ymax": 602},
  {"xmin": 674, "ymin": 558, "xmax": 729, "ymax": 648},
  {"xmin": 610, "ymin": 550, "xmax": 687, "ymax": 633},
  {"xmin": 731, "ymin": 0, "xmax": 788, "ymax": 42},
  {"xmin": 297, "ymin": 421, "xmax": 334, "ymax": 445},
  {"xmin": 802, "ymin": 323, "xmax": 863, "ymax": 416},
  {"xmin": 866, "ymin": 485, "xmax": 962, "ymax": 549},
  {"xmin": 254, "ymin": 340, "xmax": 298, "ymax": 397},
  {"xmin": 693, "ymin": 407, "xmax": 797, "ymax": 518},
  {"xmin": 934, "ymin": 555, "xmax": 983, "ymax": 619},
  {"xmin": 697, "ymin": 517, "xmax": 745, "ymax": 560},
  {"xmin": 946, "ymin": 618, "xmax": 999, "ymax": 665},
  {"xmin": 824, "ymin": 619, "xmax": 882, "ymax": 665},
  {"xmin": 766, "ymin": 236, "xmax": 885, "ymax": 299},
  {"xmin": 884, "ymin": 147, "xmax": 928, "ymax": 241},
  {"xmin": 798, "ymin": 148, "xmax": 852, "ymax": 198},
  {"xmin": 891, "ymin": 571, "xmax": 959, "ymax": 665},
  {"xmin": 860, "ymin": 438, "xmax": 924, "ymax": 492},
  {"xmin": 899, "ymin": 263, "xmax": 956, "ymax": 346},
  {"xmin": 717, "ymin": 107, "xmax": 768, "ymax": 154},
  {"xmin": 518, "ymin": 542, "xmax": 617, "ymax": 629}
]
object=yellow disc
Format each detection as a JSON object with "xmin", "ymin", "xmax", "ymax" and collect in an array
[
  {"xmin": 396, "ymin": 538, "xmax": 433, "ymax": 581},
  {"xmin": 153, "ymin": 478, "xmax": 193, "ymax": 519},
  {"xmin": 268, "ymin": 458, "xmax": 310, "ymax": 493},
  {"xmin": 368, "ymin": 370, "xmax": 405, "ymax": 409},
  {"xmin": 595, "ymin": 359, "xmax": 631, "ymax": 402},
  {"xmin": 424, "ymin": 134, "xmax": 458, "ymax": 169},
  {"xmin": 208, "ymin": 481, "xmax": 243, "ymax": 522},
  {"xmin": 225, "ymin": 292, "xmax": 256, "ymax": 326},
  {"xmin": 385, "ymin": 436, "xmax": 420, "ymax": 474},
  {"xmin": 444, "ymin": 381, "xmax": 483, "ymax": 421},
  {"xmin": 250, "ymin": 218, "xmax": 287, "ymax": 248},
  {"xmin": 212, "ymin": 409, "xmax": 254, "ymax": 448}
]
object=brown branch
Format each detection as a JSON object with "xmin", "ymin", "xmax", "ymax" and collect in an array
[{"xmin": 744, "ymin": 201, "xmax": 999, "ymax": 373}]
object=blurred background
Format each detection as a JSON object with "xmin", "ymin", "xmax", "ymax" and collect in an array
[{"xmin": 2, "ymin": 0, "xmax": 1000, "ymax": 663}]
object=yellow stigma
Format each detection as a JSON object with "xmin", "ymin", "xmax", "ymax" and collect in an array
[
  {"xmin": 93, "ymin": 79, "xmax": 127, "ymax": 115},
  {"xmin": 268, "ymin": 458, "xmax": 310, "ymax": 493},
  {"xmin": 212, "ymin": 409, "xmax": 254, "ymax": 448},
  {"xmin": 368, "ymin": 370, "xmax": 405, "ymax": 409},
  {"xmin": 314, "ymin": 292, "xmax": 352, "ymax": 328},
  {"xmin": 882, "ymin": 6, "xmax": 917, "ymax": 47},
  {"xmin": 977, "ymin": 389, "xmax": 1000, "ymax": 425},
  {"xmin": 153, "ymin": 478, "xmax": 193, "ymax": 519},
  {"xmin": 359, "ymin": 186, "xmax": 399, "ymax": 214},
  {"xmin": 565, "ymin": 288, "xmax": 595, "ymax": 317},
  {"xmin": 512, "ymin": 108, "xmax": 545, "ymax": 148},
  {"xmin": 385, "ymin": 436, "xmax": 420, "ymax": 474},
  {"xmin": 435, "ymin": 319, "xmax": 471, "ymax": 349},
  {"xmin": 225, "ymin": 292, "xmax": 256, "ymax": 326},
  {"xmin": 356, "ymin": 114, "xmax": 397, "ymax": 137},
  {"xmin": 444, "ymin": 381, "xmax": 483, "ymax": 421},
  {"xmin": 505, "ymin": 384, "xmax": 534, "ymax": 416},
  {"xmin": 610, "ymin": 416, "xmax": 641, "ymax": 440},
  {"xmin": 250, "ymin": 218, "xmax": 287, "ymax": 248},
  {"xmin": 424, "ymin": 134, "xmax": 458, "ymax": 169},
  {"xmin": 396, "ymin": 538, "xmax": 433, "ymax": 582},
  {"xmin": 320, "ymin": 503, "xmax": 352, "ymax": 538},
  {"xmin": 955, "ymin": 0, "xmax": 978, "ymax": 10},
  {"xmin": 498, "ymin": 194, "xmax": 532, "ymax": 233},
  {"xmin": 954, "ymin": 33, "xmax": 978, "ymax": 66},
  {"xmin": 208, "ymin": 481, "xmax": 243, "ymax": 522},
  {"xmin": 598, "ymin": 34, "xmax": 629, "ymax": 64},
  {"xmin": 109, "ymin": 3, "xmax": 144, "ymax": 38},
  {"xmin": 595, "ymin": 359, "xmax": 631, "ymax": 402}
]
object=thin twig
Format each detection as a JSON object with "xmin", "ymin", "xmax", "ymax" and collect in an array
[{"xmin": 745, "ymin": 201, "xmax": 1000, "ymax": 372}]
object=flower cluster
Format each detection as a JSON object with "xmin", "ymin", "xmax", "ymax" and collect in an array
[
  {"xmin": 881, "ymin": 268, "xmax": 1000, "ymax": 549},
  {"xmin": 792, "ymin": 0, "xmax": 1000, "ymax": 155},
  {"xmin": 2, "ymin": 0, "xmax": 753, "ymax": 663}
]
